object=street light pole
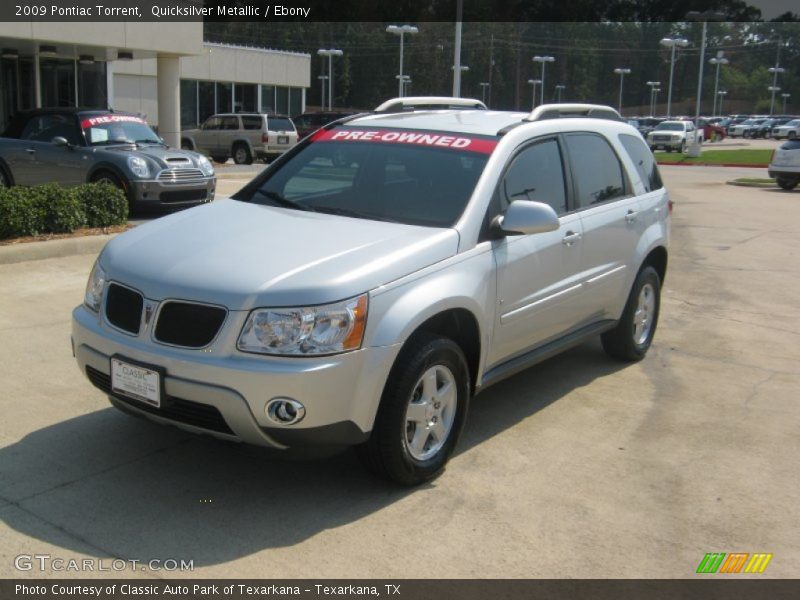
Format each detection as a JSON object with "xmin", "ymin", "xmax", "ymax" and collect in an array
[
  {"xmin": 317, "ymin": 75, "xmax": 328, "ymax": 110},
  {"xmin": 555, "ymin": 84, "xmax": 565, "ymax": 103},
  {"xmin": 709, "ymin": 55, "xmax": 729, "ymax": 117},
  {"xmin": 717, "ymin": 90, "xmax": 727, "ymax": 116},
  {"xmin": 646, "ymin": 81, "xmax": 661, "ymax": 116},
  {"xmin": 614, "ymin": 68, "xmax": 631, "ymax": 114},
  {"xmin": 660, "ymin": 37, "xmax": 688, "ymax": 118},
  {"xmin": 768, "ymin": 67, "xmax": 785, "ymax": 115},
  {"xmin": 386, "ymin": 25, "xmax": 419, "ymax": 98},
  {"xmin": 527, "ymin": 79, "xmax": 541, "ymax": 110},
  {"xmin": 317, "ymin": 49, "xmax": 343, "ymax": 110},
  {"xmin": 532, "ymin": 56, "xmax": 555, "ymax": 106},
  {"xmin": 782, "ymin": 93, "xmax": 790, "ymax": 114},
  {"xmin": 479, "ymin": 82, "xmax": 490, "ymax": 104}
]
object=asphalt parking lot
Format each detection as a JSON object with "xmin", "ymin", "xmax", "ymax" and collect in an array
[{"xmin": 0, "ymin": 164, "xmax": 798, "ymax": 579}]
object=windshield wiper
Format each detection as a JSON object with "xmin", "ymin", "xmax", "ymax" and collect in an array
[
  {"xmin": 313, "ymin": 205, "xmax": 400, "ymax": 223},
  {"xmin": 252, "ymin": 190, "xmax": 316, "ymax": 212}
]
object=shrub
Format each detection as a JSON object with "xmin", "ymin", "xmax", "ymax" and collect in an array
[
  {"xmin": 78, "ymin": 182, "xmax": 128, "ymax": 228},
  {"xmin": 0, "ymin": 182, "xmax": 127, "ymax": 240}
]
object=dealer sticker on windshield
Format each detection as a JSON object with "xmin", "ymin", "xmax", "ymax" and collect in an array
[
  {"xmin": 111, "ymin": 357, "xmax": 161, "ymax": 408},
  {"xmin": 311, "ymin": 128, "xmax": 498, "ymax": 154}
]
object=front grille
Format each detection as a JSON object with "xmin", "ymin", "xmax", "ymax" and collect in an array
[
  {"xmin": 653, "ymin": 135, "xmax": 671, "ymax": 142},
  {"xmin": 157, "ymin": 168, "xmax": 205, "ymax": 184},
  {"xmin": 154, "ymin": 302, "xmax": 227, "ymax": 348},
  {"xmin": 160, "ymin": 189, "xmax": 209, "ymax": 204},
  {"xmin": 105, "ymin": 284, "xmax": 143, "ymax": 335},
  {"xmin": 86, "ymin": 366, "xmax": 234, "ymax": 435}
]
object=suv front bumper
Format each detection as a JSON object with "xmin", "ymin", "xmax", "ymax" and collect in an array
[{"xmin": 72, "ymin": 304, "xmax": 401, "ymax": 448}]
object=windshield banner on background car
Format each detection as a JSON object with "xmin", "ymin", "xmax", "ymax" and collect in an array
[
  {"xmin": 80, "ymin": 115, "xmax": 146, "ymax": 129},
  {"xmin": 311, "ymin": 128, "xmax": 498, "ymax": 155}
]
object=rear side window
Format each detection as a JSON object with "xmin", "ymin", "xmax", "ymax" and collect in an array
[
  {"xmin": 619, "ymin": 133, "xmax": 664, "ymax": 192},
  {"xmin": 499, "ymin": 138, "xmax": 567, "ymax": 215},
  {"xmin": 221, "ymin": 116, "xmax": 239, "ymax": 130},
  {"xmin": 241, "ymin": 116, "xmax": 262, "ymax": 130},
  {"xmin": 564, "ymin": 133, "xmax": 627, "ymax": 209},
  {"xmin": 268, "ymin": 117, "xmax": 294, "ymax": 132}
]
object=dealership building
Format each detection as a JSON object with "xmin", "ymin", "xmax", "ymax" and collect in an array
[{"xmin": 0, "ymin": 22, "xmax": 311, "ymax": 146}]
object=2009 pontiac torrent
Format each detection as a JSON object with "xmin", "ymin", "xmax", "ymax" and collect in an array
[{"xmin": 72, "ymin": 102, "xmax": 670, "ymax": 485}]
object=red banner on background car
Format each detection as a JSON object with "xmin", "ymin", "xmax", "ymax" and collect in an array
[
  {"xmin": 311, "ymin": 128, "xmax": 498, "ymax": 154},
  {"xmin": 80, "ymin": 114, "xmax": 145, "ymax": 129}
]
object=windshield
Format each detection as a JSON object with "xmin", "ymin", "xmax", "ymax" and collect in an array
[
  {"xmin": 80, "ymin": 114, "xmax": 161, "ymax": 146},
  {"xmin": 235, "ymin": 127, "xmax": 495, "ymax": 227},
  {"xmin": 655, "ymin": 123, "xmax": 684, "ymax": 131}
]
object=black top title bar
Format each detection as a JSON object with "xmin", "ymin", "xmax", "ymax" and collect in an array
[{"xmin": 0, "ymin": 0, "xmax": 793, "ymax": 22}]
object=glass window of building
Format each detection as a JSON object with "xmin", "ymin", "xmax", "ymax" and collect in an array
[
  {"xmin": 0, "ymin": 58, "xmax": 17, "ymax": 129},
  {"xmin": 77, "ymin": 61, "xmax": 107, "ymax": 108},
  {"xmin": 216, "ymin": 82, "xmax": 232, "ymax": 113},
  {"xmin": 180, "ymin": 79, "xmax": 198, "ymax": 129},
  {"xmin": 275, "ymin": 86, "xmax": 289, "ymax": 114},
  {"xmin": 289, "ymin": 88, "xmax": 302, "ymax": 117},
  {"xmin": 40, "ymin": 59, "xmax": 76, "ymax": 107},
  {"xmin": 198, "ymin": 81, "xmax": 215, "ymax": 122},
  {"xmin": 260, "ymin": 85, "xmax": 275, "ymax": 113},
  {"xmin": 234, "ymin": 83, "xmax": 257, "ymax": 113}
]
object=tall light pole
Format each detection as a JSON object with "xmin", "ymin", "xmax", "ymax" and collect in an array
[
  {"xmin": 555, "ymin": 84, "xmax": 566, "ymax": 103},
  {"xmin": 717, "ymin": 90, "xmax": 727, "ymax": 116},
  {"xmin": 479, "ymin": 82, "xmax": 490, "ymax": 104},
  {"xmin": 647, "ymin": 81, "xmax": 661, "ymax": 116},
  {"xmin": 782, "ymin": 93, "xmax": 790, "ymax": 114},
  {"xmin": 527, "ymin": 79, "xmax": 541, "ymax": 110},
  {"xmin": 317, "ymin": 49, "xmax": 343, "ymax": 111},
  {"xmin": 532, "ymin": 55, "xmax": 555, "ymax": 106},
  {"xmin": 396, "ymin": 74, "xmax": 411, "ymax": 96},
  {"xmin": 317, "ymin": 75, "xmax": 328, "ymax": 110},
  {"xmin": 452, "ymin": 0, "xmax": 463, "ymax": 97},
  {"xmin": 768, "ymin": 67, "xmax": 785, "ymax": 115},
  {"xmin": 660, "ymin": 37, "xmax": 689, "ymax": 118},
  {"xmin": 386, "ymin": 25, "xmax": 419, "ymax": 98},
  {"xmin": 709, "ymin": 55, "xmax": 729, "ymax": 117},
  {"xmin": 614, "ymin": 68, "xmax": 631, "ymax": 114}
]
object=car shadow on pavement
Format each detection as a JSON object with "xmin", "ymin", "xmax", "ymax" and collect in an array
[{"xmin": 0, "ymin": 339, "xmax": 625, "ymax": 568}]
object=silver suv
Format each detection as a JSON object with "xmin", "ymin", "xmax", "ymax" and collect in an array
[
  {"xmin": 181, "ymin": 113, "xmax": 298, "ymax": 164},
  {"xmin": 72, "ymin": 103, "xmax": 670, "ymax": 485}
]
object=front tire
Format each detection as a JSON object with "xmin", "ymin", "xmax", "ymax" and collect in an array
[
  {"xmin": 357, "ymin": 333, "xmax": 470, "ymax": 486},
  {"xmin": 602, "ymin": 266, "xmax": 661, "ymax": 362},
  {"xmin": 777, "ymin": 177, "xmax": 798, "ymax": 191}
]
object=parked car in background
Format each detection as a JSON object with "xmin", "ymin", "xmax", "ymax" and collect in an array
[
  {"xmin": 647, "ymin": 120, "xmax": 699, "ymax": 152},
  {"xmin": 635, "ymin": 117, "xmax": 663, "ymax": 138},
  {"xmin": 71, "ymin": 103, "xmax": 669, "ymax": 485},
  {"xmin": 769, "ymin": 139, "xmax": 800, "ymax": 190},
  {"xmin": 725, "ymin": 115, "xmax": 749, "ymax": 135},
  {"xmin": 0, "ymin": 108, "xmax": 215, "ymax": 208},
  {"xmin": 292, "ymin": 111, "xmax": 358, "ymax": 139},
  {"xmin": 697, "ymin": 118, "xmax": 726, "ymax": 142},
  {"xmin": 729, "ymin": 117, "xmax": 768, "ymax": 138},
  {"xmin": 182, "ymin": 113, "xmax": 298, "ymax": 164},
  {"xmin": 773, "ymin": 119, "xmax": 800, "ymax": 139}
]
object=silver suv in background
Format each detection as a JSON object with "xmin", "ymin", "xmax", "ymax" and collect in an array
[
  {"xmin": 73, "ymin": 103, "xmax": 670, "ymax": 485},
  {"xmin": 181, "ymin": 113, "xmax": 298, "ymax": 164}
]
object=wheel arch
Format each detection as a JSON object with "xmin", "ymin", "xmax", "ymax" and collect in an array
[
  {"xmin": 641, "ymin": 245, "xmax": 668, "ymax": 285},
  {"xmin": 0, "ymin": 158, "xmax": 14, "ymax": 185}
]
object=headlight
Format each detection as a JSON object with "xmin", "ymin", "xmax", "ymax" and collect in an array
[
  {"xmin": 238, "ymin": 294, "xmax": 368, "ymax": 356},
  {"xmin": 672, "ymin": 135, "xmax": 681, "ymax": 140},
  {"xmin": 84, "ymin": 259, "xmax": 106, "ymax": 312},
  {"xmin": 127, "ymin": 156, "xmax": 149, "ymax": 178},
  {"xmin": 197, "ymin": 155, "xmax": 214, "ymax": 176}
]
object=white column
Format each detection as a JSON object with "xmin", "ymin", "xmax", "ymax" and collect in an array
[
  {"xmin": 106, "ymin": 60, "xmax": 114, "ymax": 109},
  {"xmin": 34, "ymin": 51, "xmax": 41, "ymax": 108},
  {"xmin": 156, "ymin": 55, "xmax": 181, "ymax": 148}
]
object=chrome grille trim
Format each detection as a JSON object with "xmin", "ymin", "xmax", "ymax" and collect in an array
[{"xmin": 157, "ymin": 168, "xmax": 206, "ymax": 184}]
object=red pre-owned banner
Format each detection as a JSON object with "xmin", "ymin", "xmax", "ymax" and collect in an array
[{"xmin": 311, "ymin": 128, "xmax": 498, "ymax": 154}]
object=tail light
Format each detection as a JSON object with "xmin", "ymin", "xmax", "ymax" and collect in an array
[{"xmin": 261, "ymin": 133, "xmax": 269, "ymax": 143}]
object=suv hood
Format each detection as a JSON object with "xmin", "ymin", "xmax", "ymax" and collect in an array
[{"xmin": 101, "ymin": 200, "xmax": 459, "ymax": 310}]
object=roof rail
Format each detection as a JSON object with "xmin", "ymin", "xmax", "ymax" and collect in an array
[
  {"xmin": 524, "ymin": 103, "xmax": 623, "ymax": 122},
  {"xmin": 375, "ymin": 96, "xmax": 488, "ymax": 113}
]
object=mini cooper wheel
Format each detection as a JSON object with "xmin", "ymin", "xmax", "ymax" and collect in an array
[
  {"xmin": 232, "ymin": 144, "xmax": 253, "ymax": 165},
  {"xmin": 601, "ymin": 266, "xmax": 661, "ymax": 362},
  {"xmin": 358, "ymin": 333, "xmax": 470, "ymax": 485}
]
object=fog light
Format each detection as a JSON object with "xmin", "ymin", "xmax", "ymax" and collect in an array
[{"xmin": 266, "ymin": 398, "xmax": 306, "ymax": 425}]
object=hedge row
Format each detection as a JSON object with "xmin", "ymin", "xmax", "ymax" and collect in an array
[{"xmin": 0, "ymin": 182, "xmax": 128, "ymax": 240}]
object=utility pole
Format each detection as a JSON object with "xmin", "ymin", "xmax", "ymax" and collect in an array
[
  {"xmin": 487, "ymin": 33, "xmax": 494, "ymax": 108},
  {"xmin": 452, "ymin": 0, "xmax": 463, "ymax": 97}
]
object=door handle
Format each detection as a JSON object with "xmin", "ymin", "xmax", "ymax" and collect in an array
[
  {"xmin": 625, "ymin": 209, "xmax": 638, "ymax": 223},
  {"xmin": 25, "ymin": 148, "xmax": 36, "ymax": 154},
  {"xmin": 562, "ymin": 231, "xmax": 581, "ymax": 246}
]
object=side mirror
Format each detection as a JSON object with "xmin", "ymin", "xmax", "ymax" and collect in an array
[
  {"xmin": 52, "ymin": 136, "xmax": 70, "ymax": 148},
  {"xmin": 493, "ymin": 200, "xmax": 560, "ymax": 237}
]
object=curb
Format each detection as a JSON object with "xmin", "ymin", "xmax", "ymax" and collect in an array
[
  {"xmin": 657, "ymin": 162, "xmax": 769, "ymax": 168},
  {"xmin": 0, "ymin": 233, "xmax": 114, "ymax": 266}
]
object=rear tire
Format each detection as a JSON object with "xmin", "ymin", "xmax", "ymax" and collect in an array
[
  {"xmin": 357, "ymin": 333, "xmax": 470, "ymax": 486},
  {"xmin": 602, "ymin": 266, "xmax": 661, "ymax": 362},
  {"xmin": 777, "ymin": 178, "xmax": 798, "ymax": 191},
  {"xmin": 232, "ymin": 144, "xmax": 253, "ymax": 165}
]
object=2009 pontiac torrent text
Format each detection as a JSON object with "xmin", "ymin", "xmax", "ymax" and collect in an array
[{"xmin": 72, "ymin": 102, "xmax": 670, "ymax": 485}]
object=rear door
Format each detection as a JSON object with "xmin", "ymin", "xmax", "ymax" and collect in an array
[
  {"xmin": 489, "ymin": 136, "xmax": 586, "ymax": 367},
  {"xmin": 563, "ymin": 132, "xmax": 643, "ymax": 320},
  {"xmin": 219, "ymin": 115, "xmax": 240, "ymax": 155},
  {"xmin": 195, "ymin": 116, "xmax": 221, "ymax": 154}
]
